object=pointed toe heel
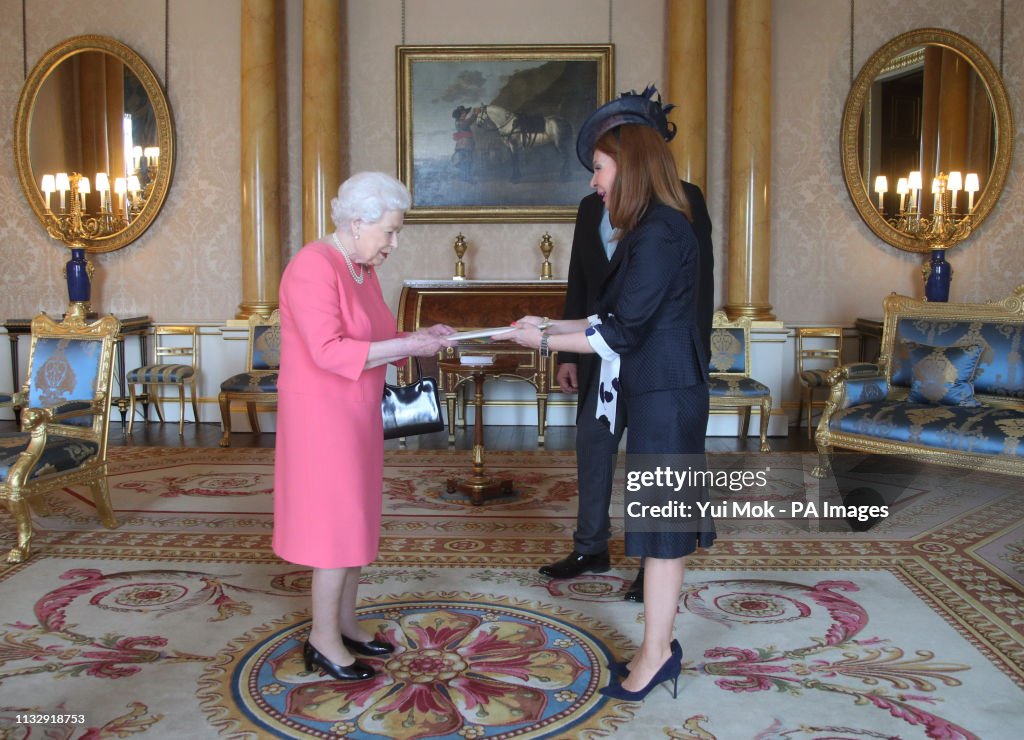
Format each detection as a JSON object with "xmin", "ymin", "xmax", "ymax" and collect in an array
[
  {"xmin": 303, "ymin": 640, "xmax": 375, "ymax": 680},
  {"xmin": 608, "ymin": 639, "xmax": 682, "ymax": 679},
  {"xmin": 599, "ymin": 650, "xmax": 682, "ymax": 701}
]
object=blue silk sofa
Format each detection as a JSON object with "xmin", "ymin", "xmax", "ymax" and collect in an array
[{"xmin": 813, "ymin": 285, "xmax": 1024, "ymax": 478}]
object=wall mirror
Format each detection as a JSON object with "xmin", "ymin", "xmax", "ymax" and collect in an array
[
  {"xmin": 14, "ymin": 35, "xmax": 175, "ymax": 254},
  {"xmin": 841, "ymin": 28, "xmax": 1013, "ymax": 253}
]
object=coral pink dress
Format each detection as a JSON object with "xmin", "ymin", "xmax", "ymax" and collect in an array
[{"xmin": 272, "ymin": 240, "xmax": 396, "ymax": 568}]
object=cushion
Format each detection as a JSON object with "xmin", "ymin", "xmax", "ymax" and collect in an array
[
  {"xmin": 708, "ymin": 376, "xmax": 770, "ymax": 398},
  {"xmin": 220, "ymin": 371, "xmax": 279, "ymax": 393},
  {"xmin": 127, "ymin": 364, "xmax": 195, "ymax": 383},
  {"xmin": 0, "ymin": 433, "xmax": 99, "ymax": 483},
  {"xmin": 901, "ymin": 341, "xmax": 983, "ymax": 407}
]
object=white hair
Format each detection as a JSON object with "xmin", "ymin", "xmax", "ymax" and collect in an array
[{"xmin": 330, "ymin": 171, "xmax": 412, "ymax": 227}]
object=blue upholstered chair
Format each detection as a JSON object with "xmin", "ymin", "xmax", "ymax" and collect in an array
[
  {"xmin": 0, "ymin": 305, "xmax": 120, "ymax": 563},
  {"xmin": 708, "ymin": 310, "xmax": 772, "ymax": 453},
  {"xmin": 126, "ymin": 325, "xmax": 200, "ymax": 435},
  {"xmin": 218, "ymin": 310, "xmax": 280, "ymax": 447}
]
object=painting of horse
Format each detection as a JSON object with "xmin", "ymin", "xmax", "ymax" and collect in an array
[{"xmin": 476, "ymin": 104, "xmax": 574, "ymax": 182}]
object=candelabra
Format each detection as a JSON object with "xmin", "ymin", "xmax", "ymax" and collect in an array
[
  {"xmin": 452, "ymin": 233, "xmax": 468, "ymax": 280},
  {"xmin": 875, "ymin": 171, "xmax": 976, "ymax": 302}
]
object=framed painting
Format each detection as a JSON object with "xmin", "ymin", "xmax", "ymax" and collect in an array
[{"xmin": 397, "ymin": 44, "xmax": 614, "ymax": 223}]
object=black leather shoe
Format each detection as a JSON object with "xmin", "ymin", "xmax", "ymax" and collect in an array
[
  {"xmin": 303, "ymin": 640, "xmax": 375, "ymax": 680},
  {"xmin": 342, "ymin": 634, "xmax": 395, "ymax": 657},
  {"xmin": 623, "ymin": 568, "xmax": 645, "ymax": 602},
  {"xmin": 539, "ymin": 550, "xmax": 610, "ymax": 579}
]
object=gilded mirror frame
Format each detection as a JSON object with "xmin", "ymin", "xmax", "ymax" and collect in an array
[
  {"xmin": 14, "ymin": 35, "xmax": 175, "ymax": 254},
  {"xmin": 841, "ymin": 28, "xmax": 1013, "ymax": 253}
]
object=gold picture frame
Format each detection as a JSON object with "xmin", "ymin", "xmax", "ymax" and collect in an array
[{"xmin": 397, "ymin": 44, "xmax": 614, "ymax": 223}]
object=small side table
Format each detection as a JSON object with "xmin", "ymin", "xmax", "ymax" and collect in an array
[{"xmin": 438, "ymin": 356, "xmax": 519, "ymax": 505}]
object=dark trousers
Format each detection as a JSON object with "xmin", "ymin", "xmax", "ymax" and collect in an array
[{"xmin": 572, "ymin": 371, "xmax": 626, "ymax": 554}]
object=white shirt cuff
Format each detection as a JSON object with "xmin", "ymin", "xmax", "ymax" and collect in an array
[{"xmin": 585, "ymin": 321, "xmax": 619, "ymax": 363}]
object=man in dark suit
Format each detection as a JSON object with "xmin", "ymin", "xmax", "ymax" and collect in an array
[{"xmin": 539, "ymin": 178, "xmax": 714, "ymax": 601}]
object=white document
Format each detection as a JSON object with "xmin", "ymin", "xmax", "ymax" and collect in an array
[{"xmin": 449, "ymin": 327, "xmax": 516, "ymax": 341}]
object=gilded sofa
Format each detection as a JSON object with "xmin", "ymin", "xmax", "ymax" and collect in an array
[{"xmin": 814, "ymin": 285, "xmax": 1024, "ymax": 478}]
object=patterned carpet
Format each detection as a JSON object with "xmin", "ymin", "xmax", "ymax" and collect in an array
[{"xmin": 0, "ymin": 446, "xmax": 1022, "ymax": 739}]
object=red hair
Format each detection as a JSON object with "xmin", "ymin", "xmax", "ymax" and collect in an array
[{"xmin": 596, "ymin": 125, "xmax": 691, "ymax": 235}]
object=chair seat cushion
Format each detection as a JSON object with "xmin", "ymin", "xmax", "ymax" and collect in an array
[
  {"xmin": 220, "ymin": 371, "xmax": 279, "ymax": 393},
  {"xmin": 830, "ymin": 401, "xmax": 1024, "ymax": 457},
  {"xmin": 127, "ymin": 364, "xmax": 195, "ymax": 383},
  {"xmin": 0, "ymin": 433, "xmax": 100, "ymax": 483},
  {"xmin": 0, "ymin": 393, "xmax": 12, "ymax": 404},
  {"xmin": 709, "ymin": 376, "xmax": 771, "ymax": 398},
  {"xmin": 799, "ymin": 369, "xmax": 831, "ymax": 387}
]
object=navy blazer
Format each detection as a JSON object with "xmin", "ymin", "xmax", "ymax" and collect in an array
[
  {"xmin": 560, "ymin": 184, "xmax": 713, "ymax": 408},
  {"xmin": 592, "ymin": 203, "xmax": 709, "ymax": 398}
]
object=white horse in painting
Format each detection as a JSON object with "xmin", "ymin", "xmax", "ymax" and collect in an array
[{"xmin": 477, "ymin": 104, "xmax": 574, "ymax": 182}]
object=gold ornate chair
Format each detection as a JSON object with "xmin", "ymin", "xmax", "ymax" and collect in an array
[
  {"xmin": 795, "ymin": 327, "xmax": 844, "ymax": 439},
  {"xmin": 218, "ymin": 310, "xmax": 280, "ymax": 447},
  {"xmin": 0, "ymin": 305, "xmax": 120, "ymax": 563},
  {"xmin": 126, "ymin": 325, "xmax": 200, "ymax": 435},
  {"xmin": 708, "ymin": 311, "xmax": 772, "ymax": 453}
]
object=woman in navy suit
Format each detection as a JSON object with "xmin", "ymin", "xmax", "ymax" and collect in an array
[{"xmin": 505, "ymin": 92, "xmax": 715, "ymax": 701}]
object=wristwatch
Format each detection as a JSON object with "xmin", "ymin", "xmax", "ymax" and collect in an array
[{"xmin": 539, "ymin": 331, "xmax": 550, "ymax": 359}]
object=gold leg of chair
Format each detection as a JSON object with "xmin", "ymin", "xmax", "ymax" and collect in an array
[
  {"xmin": 741, "ymin": 407, "xmax": 751, "ymax": 439},
  {"xmin": 536, "ymin": 393, "xmax": 548, "ymax": 446},
  {"xmin": 128, "ymin": 384, "xmax": 138, "ymax": 435},
  {"xmin": 151, "ymin": 385, "xmax": 165, "ymax": 423},
  {"xmin": 759, "ymin": 397, "xmax": 771, "ymax": 453},
  {"xmin": 796, "ymin": 386, "xmax": 804, "ymax": 436},
  {"xmin": 189, "ymin": 381, "xmax": 200, "ymax": 429},
  {"xmin": 805, "ymin": 388, "xmax": 814, "ymax": 440},
  {"xmin": 6, "ymin": 499, "xmax": 34, "ymax": 563},
  {"xmin": 89, "ymin": 477, "xmax": 119, "ymax": 529},
  {"xmin": 812, "ymin": 443, "xmax": 833, "ymax": 478},
  {"xmin": 445, "ymin": 392, "xmax": 457, "ymax": 445},
  {"xmin": 28, "ymin": 496, "xmax": 52, "ymax": 517},
  {"xmin": 177, "ymin": 384, "xmax": 187, "ymax": 435},
  {"xmin": 246, "ymin": 402, "xmax": 262, "ymax": 434},
  {"xmin": 218, "ymin": 393, "xmax": 232, "ymax": 447}
]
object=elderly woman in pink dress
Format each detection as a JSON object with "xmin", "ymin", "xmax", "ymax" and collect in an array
[{"xmin": 273, "ymin": 171, "xmax": 454, "ymax": 681}]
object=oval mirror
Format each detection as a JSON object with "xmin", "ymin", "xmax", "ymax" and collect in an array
[
  {"xmin": 841, "ymin": 28, "xmax": 1013, "ymax": 253},
  {"xmin": 14, "ymin": 35, "xmax": 175, "ymax": 254}
]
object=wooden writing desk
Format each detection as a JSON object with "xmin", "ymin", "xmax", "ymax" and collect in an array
[{"xmin": 396, "ymin": 280, "xmax": 567, "ymax": 445}]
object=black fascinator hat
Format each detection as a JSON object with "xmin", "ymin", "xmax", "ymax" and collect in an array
[{"xmin": 575, "ymin": 85, "xmax": 677, "ymax": 171}]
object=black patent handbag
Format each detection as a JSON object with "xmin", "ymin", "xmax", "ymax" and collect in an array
[{"xmin": 382, "ymin": 358, "xmax": 444, "ymax": 439}]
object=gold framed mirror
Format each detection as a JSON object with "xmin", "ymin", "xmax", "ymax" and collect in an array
[
  {"xmin": 14, "ymin": 35, "xmax": 175, "ymax": 254},
  {"xmin": 841, "ymin": 28, "xmax": 1013, "ymax": 253}
]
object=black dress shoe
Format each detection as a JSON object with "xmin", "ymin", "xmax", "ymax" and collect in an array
[
  {"xmin": 539, "ymin": 550, "xmax": 610, "ymax": 579},
  {"xmin": 342, "ymin": 634, "xmax": 395, "ymax": 657},
  {"xmin": 623, "ymin": 568, "xmax": 645, "ymax": 602},
  {"xmin": 303, "ymin": 640, "xmax": 375, "ymax": 680}
]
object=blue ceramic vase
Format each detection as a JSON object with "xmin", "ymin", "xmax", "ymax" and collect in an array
[
  {"xmin": 924, "ymin": 250, "xmax": 952, "ymax": 302},
  {"xmin": 65, "ymin": 248, "xmax": 91, "ymax": 303}
]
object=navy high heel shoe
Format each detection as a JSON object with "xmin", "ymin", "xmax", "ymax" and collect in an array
[
  {"xmin": 608, "ymin": 638, "xmax": 681, "ymax": 678},
  {"xmin": 600, "ymin": 649, "xmax": 682, "ymax": 701},
  {"xmin": 303, "ymin": 640, "xmax": 375, "ymax": 680},
  {"xmin": 342, "ymin": 634, "xmax": 395, "ymax": 657}
]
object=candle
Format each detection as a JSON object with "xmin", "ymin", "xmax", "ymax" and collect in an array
[
  {"xmin": 964, "ymin": 173, "xmax": 980, "ymax": 213},
  {"xmin": 896, "ymin": 177, "xmax": 908, "ymax": 213},
  {"xmin": 132, "ymin": 146, "xmax": 143, "ymax": 171},
  {"xmin": 41, "ymin": 174, "xmax": 55, "ymax": 210},
  {"xmin": 947, "ymin": 171, "xmax": 962, "ymax": 212},
  {"xmin": 56, "ymin": 172, "xmax": 70, "ymax": 211},
  {"xmin": 908, "ymin": 171, "xmax": 922, "ymax": 214},
  {"xmin": 874, "ymin": 175, "xmax": 887, "ymax": 211},
  {"xmin": 78, "ymin": 177, "xmax": 91, "ymax": 212},
  {"xmin": 95, "ymin": 173, "xmax": 110, "ymax": 212},
  {"xmin": 114, "ymin": 178, "xmax": 127, "ymax": 215}
]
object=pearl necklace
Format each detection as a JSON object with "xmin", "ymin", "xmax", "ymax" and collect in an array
[{"xmin": 330, "ymin": 232, "xmax": 365, "ymax": 284}]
